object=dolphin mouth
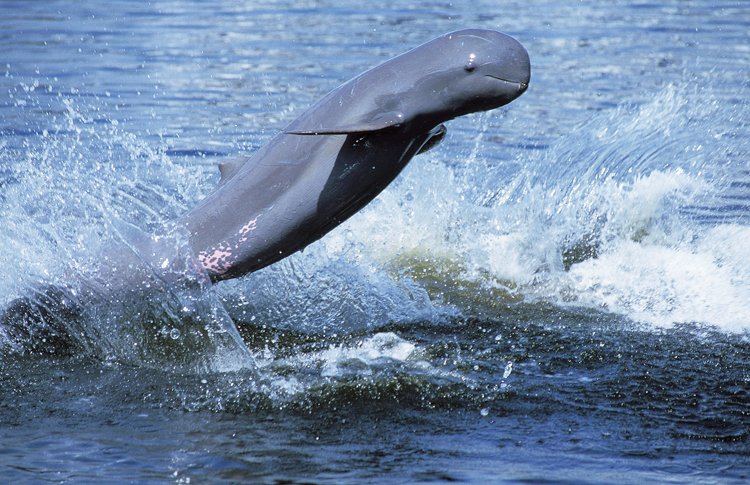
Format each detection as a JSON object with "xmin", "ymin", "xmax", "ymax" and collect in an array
[
  {"xmin": 485, "ymin": 74, "xmax": 529, "ymax": 88},
  {"xmin": 485, "ymin": 74, "xmax": 529, "ymax": 92}
]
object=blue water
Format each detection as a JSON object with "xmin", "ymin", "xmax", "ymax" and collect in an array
[{"xmin": 1, "ymin": 0, "xmax": 749, "ymax": 483}]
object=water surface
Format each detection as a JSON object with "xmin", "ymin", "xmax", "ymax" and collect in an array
[{"xmin": 1, "ymin": 1, "xmax": 749, "ymax": 483}]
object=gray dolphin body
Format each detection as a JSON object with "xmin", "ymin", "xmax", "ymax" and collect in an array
[
  {"xmin": 181, "ymin": 29, "xmax": 530, "ymax": 282},
  {"xmin": 0, "ymin": 29, "xmax": 529, "ymax": 357}
]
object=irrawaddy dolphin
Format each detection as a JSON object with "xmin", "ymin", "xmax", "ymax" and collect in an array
[
  {"xmin": 181, "ymin": 28, "xmax": 530, "ymax": 281},
  {"xmin": 1, "ymin": 29, "xmax": 530, "ymax": 355}
]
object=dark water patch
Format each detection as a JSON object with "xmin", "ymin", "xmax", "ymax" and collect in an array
[{"xmin": 3, "ymin": 310, "xmax": 748, "ymax": 482}]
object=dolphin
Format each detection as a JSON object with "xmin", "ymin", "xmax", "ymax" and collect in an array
[
  {"xmin": 1, "ymin": 29, "xmax": 529, "ymax": 358},
  {"xmin": 181, "ymin": 28, "xmax": 530, "ymax": 281}
]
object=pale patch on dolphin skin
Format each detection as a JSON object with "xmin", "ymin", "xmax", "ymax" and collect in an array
[
  {"xmin": 199, "ymin": 245, "xmax": 234, "ymax": 275},
  {"xmin": 238, "ymin": 216, "xmax": 259, "ymax": 244},
  {"xmin": 198, "ymin": 216, "xmax": 260, "ymax": 275}
]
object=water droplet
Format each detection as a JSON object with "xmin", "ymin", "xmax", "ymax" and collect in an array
[
  {"xmin": 169, "ymin": 328, "xmax": 181, "ymax": 340},
  {"xmin": 503, "ymin": 361, "xmax": 513, "ymax": 379}
]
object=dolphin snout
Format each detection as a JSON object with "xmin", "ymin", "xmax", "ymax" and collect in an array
[
  {"xmin": 477, "ymin": 32, "xmax": 530, "ymax": 98},
  {"xmin": 503, "ymin": 47, "xmax": 530, "ymax": 90}
]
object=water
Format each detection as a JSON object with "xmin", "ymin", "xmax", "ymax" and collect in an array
[{"xmin": 1, "ymin": 0, "xmax": 749, "ymax": 482}]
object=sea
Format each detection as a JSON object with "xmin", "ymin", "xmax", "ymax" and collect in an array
[{"xmin": 1, "ymin": 0, "xmax": 748, "ymax": 483}]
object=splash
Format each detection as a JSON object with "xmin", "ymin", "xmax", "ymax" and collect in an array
[
  {"xmin": 0, "ymin": 82, "xmax": 253, "ymax": 370},
  {"xmin": 564, "ymin": 225, "xmax": 750, "ymax": 331},
  {"xmin": 1, "ymin": 75, "xmax": 748, "ymax": 377}
]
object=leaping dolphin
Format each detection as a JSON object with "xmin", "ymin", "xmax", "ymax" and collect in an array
[
  {"xmin": 1, "ymin": 29, "xmax": 529, "ymax": 358},
  {"xmin": 182, "ymin": 29, "xmax": 530, "ymax": 281}
]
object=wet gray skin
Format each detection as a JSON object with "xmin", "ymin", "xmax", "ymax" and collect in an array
[{"xmin": 180, "ymin": 29, "xmax": 530, "ymax": 282}]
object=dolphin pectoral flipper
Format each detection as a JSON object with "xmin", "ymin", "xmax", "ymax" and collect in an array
[
  {"xmin": 283, "ymin": 111, "xmax": 405, "ymax": 135},
  {"xmin": 417, "ymin": 124, "xmax": 447, "ymax": 155}
]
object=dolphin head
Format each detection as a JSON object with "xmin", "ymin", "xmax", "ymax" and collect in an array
[
  {"xmin": 403, "ymin": 29, "xmax": 530, "ymax": 126},
  {"xmin": 283, "ymin": 29, "xmax": 529, "ymax": 136},
  {"xmin": 443, "ymin": 29, "xmax": 530, "ymax": 109}
]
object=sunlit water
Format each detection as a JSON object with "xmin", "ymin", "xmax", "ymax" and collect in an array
[{"xmin": 1, "ymin": 1, "xmax": 748, "ymax": 483}]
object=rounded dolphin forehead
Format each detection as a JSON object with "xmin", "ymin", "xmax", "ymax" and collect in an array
[
  {"xmin": 380, "ymin": 29, "xmax": 525, "ymax": 78},
  {"xmin": 432, "ymin": 30, "xmax": 523, "ymax": 65}
]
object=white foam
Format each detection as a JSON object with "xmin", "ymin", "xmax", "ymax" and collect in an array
[
  {"xmin": 249, "ymin": 332, "xmax": 427, "ymax": 398},
  {"xmin": 319, "ymin": 332, "xmax": 418, "ymax": 377},
  {"xmin": 563, "ymin": 231, "xmax": 750, "ymax": 331}
]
